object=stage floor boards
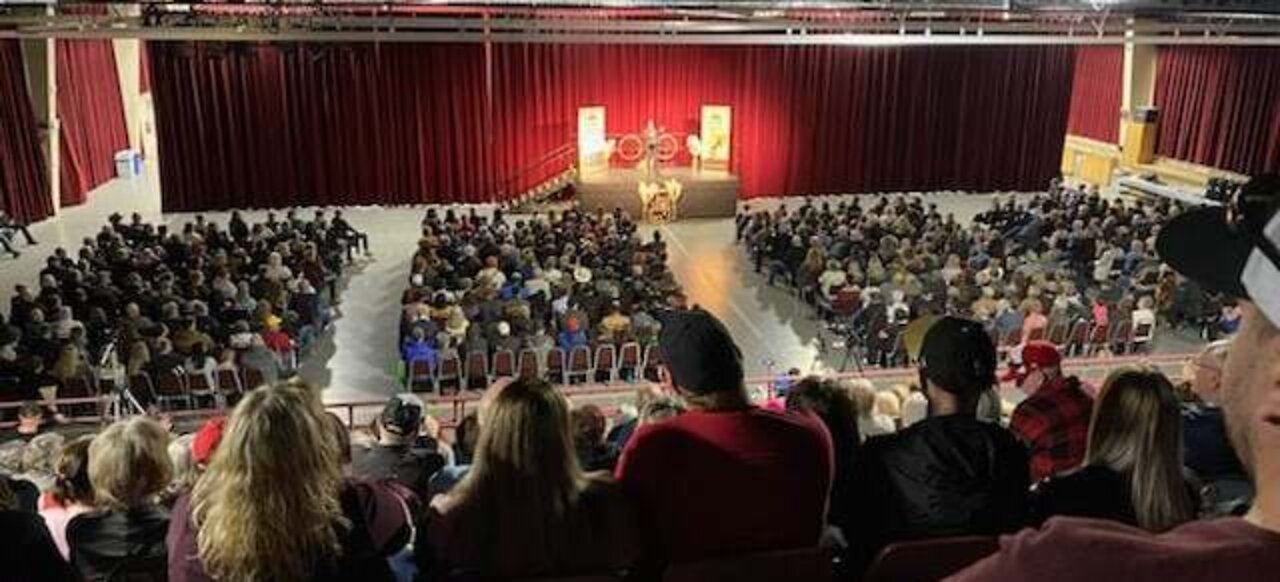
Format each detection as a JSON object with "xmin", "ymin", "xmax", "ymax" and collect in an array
[
  {"xmin": 577, "ymin": 167, "xmax": 738, "ymax": 218},
  {"xmin": 0, "ymin": 178, "xmax": 1206, "ymax": 423}
]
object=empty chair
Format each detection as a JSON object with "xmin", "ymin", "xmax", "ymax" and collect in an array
[
  {"xmin": 1109, "ymin": 319, "xmax": 1134, "ymax": 355},
  {"xmin": 862, "ymin": 536, "xmax": 999, "ymax": 582},
  {"xmin": 517, "ymin": 349, "xmax": 541, "ymax": 379},
  {"xmin": 593, "ymin": 344, "xmax": 618, "ymax": 383},
  {"xmin": 407, "ymin": 358, "xmax": 436, "ymax": 392},
  {"xmin": 127, "ymin": 373, "xmax": 157, "ymax": 408},
  {"xmin": 1065, "ymin": 318, "xmax": 1091, "ymax": 357},
  {"xmin": 617, "ymin": 342, "xmax": 642, "ymax": 382},
  {"xmin": 58, "ymin": 375, "xmax": 99, "ymax": 418},
  {"xmin": 546, "ymin": 347, "xmax": 567, "ymax": 384},
  {"xmin": 186, "ymin": 373, "xmax": 220, "ymax": 409},
  {"xmin": 153, "ymin": 370, "xmax": 190, "ymax": 410},
  {"xmin": 215, "ymin": 369, "xmax": 244, "ymax": 406},
  {"xmin": 1132, "ymin": 320, "xmax": 1156, "ymax": 353},
  {"xmin": 642, "ymin": 344, "xmax": 663, "ymax": 382},
  {"xmin": 465, "ymin": 351, "xmax": 490, "ymax": 390},
  {"xmin": 437, "ymin": 351, "xmax": 463, "ymax": 394},
  {"xmin": 492, "ymin": 349, "xmax": 517, "ymax": 379},
  {"xmin": 566, "ymin": 345, "xmax": 592, "ymax": 384},
  {"xmin": 663, "ymin": 547, "xmax": 832, "ymax": 582}
]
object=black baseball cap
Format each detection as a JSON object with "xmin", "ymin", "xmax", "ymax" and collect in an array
[
  {"xmin": 1157, "ymin": 174, "xmax": 1280, "ymax": 326},
  {"xmin": 657, "ymin": 308, "xmax": 744, "ymax": 395},
  {"xmin": 917, "ymin": 316, "xmax": 997, "ymax": 395},
  {"xmin": 380, "ymin": 394, "xmax": 423, "ymax": 436}
]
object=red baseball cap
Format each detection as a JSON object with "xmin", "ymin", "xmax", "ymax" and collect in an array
[
  {"xmin": 1002, "ymin": 341, "xmax": 1063, "ymax": 383},
  {"xmin": 192, "ymin": 416, "xmax": 227, "ymax": 466}
]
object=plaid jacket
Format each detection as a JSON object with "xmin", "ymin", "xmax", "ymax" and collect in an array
[{"xmin": 1010, "ymin": 376, "xmax": 1095, "ymax": 482}]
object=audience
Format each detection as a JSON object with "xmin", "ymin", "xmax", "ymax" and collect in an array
[
  {"xmin": 614, "ymin": 308, "xmax": 833, "ymax": 565},
  {"xmin": 401, "ymin": 207, "xmax": 678, "ymax": 385},
  {"xmin": 952, "ymin": 172, "xmax": 1280, "ymax": 580},
  {"xmin": 67, "ymin": 416, "xmax": 172, "ymax": 581},
  {"xmin": 0, "ymin": 477, "xmax": 77, "ymax": 581},
  {"xmin": 167, "ymin": 381, "xmax": 410, "ymax": 582},
  {"xmin": 1030, "ymin": 367, "xmax": 1198, "ymax": 530},
  {"xmin": 847, "ymin": 317, "xmax": 1029, "ymax": 573},
  {"xmin": 419, "ymin": 376, "xmax": 639, "ymax": 580},
  {"xmin": 1180, "ymin": 339, "xmax": 1252, "ymax": 512},
  {"xmin": 1007, "ymin": 341, "xmax": 1095, "ymax": 481},
  {"xmin": 39, "ymin": 435, "xmax": 95, "ymax": 560},
  {"xmin": 351, "ymin": 394, "xmax": 446, "ymax": 497}
]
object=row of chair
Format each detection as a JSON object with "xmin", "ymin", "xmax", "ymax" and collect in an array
[
  {"xmin": 405, "ymin": 342, "xmax": 663, "ymax": 393},
  {"xmin": 993, "ymin": 316, "xmax": 1155, "ymax": 358}
]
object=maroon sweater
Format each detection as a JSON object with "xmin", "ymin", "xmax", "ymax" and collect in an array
[{"xmin": 948, "ymin": 516, "xmax": 1280, "ymax": 582}]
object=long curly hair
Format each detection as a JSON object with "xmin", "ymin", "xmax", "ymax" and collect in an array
[{"xmin": 191, "ymin": 381, "xmax": 346, "ymax": 581}]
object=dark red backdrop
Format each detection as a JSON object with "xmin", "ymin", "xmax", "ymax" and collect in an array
[
  {"xmin": 1065, "ymin": 46, "xmax": 1123, "ymax": 143},
  {"xmin": 150, "ymin": 42, "xmax": 1076, "ymax": 211},
  {"xmin": 57, "ymin": 39, "xmax": 131, "ymax": 207},
  {"xmin": 0, "ymin": 40, "xmax": 52, "ymax": 223},
  {"xmin": 1155, "ymin": 46, "xmax": 1280, "ymax": 175}
]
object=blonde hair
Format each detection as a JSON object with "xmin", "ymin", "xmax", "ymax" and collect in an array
[
  {"xmin": 1086, "ymin": 367, "xmax": 1196, "ymax": 532},
  {"xmin": 89, "ymin": 417, "xmax": 172, "ymax": 510},
  {"xmin": 441, "ymin": 376, "xmax": 592, "ymax": 576},
  {"xmin": 23, "ymin": 432, "xmax": 66, "ymax": 475},
  {"xmin": 874, "ymin": 390, "xmax": 902, "ymax": 420},
  {"xmin": 848, "ymin": 379, "xmax": 877, "ymax": 416},
  {"xmin": 192, "ymin": 381, "xmax": 345, "ymax": 581}
]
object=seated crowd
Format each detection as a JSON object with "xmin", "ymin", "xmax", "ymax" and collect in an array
[
  {"xmin": 399, "ymin": 207, "xmax": 680, "ymax": 388},
  {"xmin": 737, "ymin": 181, "xmax": 1228, "ymax": 366},
  {"xmin": 0, "ymin": 209, "xmax": 367, "ymax": 426},
  {"xmin": 2, "ymin": 175, "xmax": 1278, "ymax": 582}
]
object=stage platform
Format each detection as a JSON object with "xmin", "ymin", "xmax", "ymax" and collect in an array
[{"xmin": 576, "ymin": 167, "xmax": 738, "ymax": 219}]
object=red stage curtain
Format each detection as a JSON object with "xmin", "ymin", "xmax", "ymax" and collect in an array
[
  {"xmin": 149, "ymin": 42, "xmax": 491, "ymax": 211},
  {"xmin": 0, "ymin": 40, "xmax": 52, "ymax": 223},
  {"xmin": 1066, "ymin": 46, "xmax": 1123, "ymax": 143},
  {"xmin": 151, "ymin": 42, "xmax": 1074, "ymax": 211},
  {"xmin": 1155, "ymin": 46, "xmax": 1280, "ymax": 175},
  {"xmin": 57, "ymin": 40, "xmax": 130, "ymax": 207}
]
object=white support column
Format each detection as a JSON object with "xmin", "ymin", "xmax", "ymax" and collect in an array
[{"xmin": 1120, "ymin": 18, "xmax": 1158, "ymax": 149}]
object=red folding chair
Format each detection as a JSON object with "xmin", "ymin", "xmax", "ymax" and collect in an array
[
  {"xmin": 492, "ymin": 350, "xmax": 516, "ymax": 379},
  {"xmin": 517, "ymin": 349, "xmax": 540, "ymax": 379},
  {"xmin": 566, "ymin": 345, "xmax": 592, "ymax": 384},
  {"xmin": 546, "ymin": 348, "xmax": 566, "ymax": 384},
  {"xmin": 617, "ymin": 342, "xmax": 642, "ymax": 382},
  {"xmin": 593, "ymin": 344, "xmax": 617, "ymax": 383},
  {"xmin": 464, "ymin": 351, "xmax": 489, "ymax": 390}
]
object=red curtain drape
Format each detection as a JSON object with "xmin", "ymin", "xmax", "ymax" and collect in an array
[
  {"xmin": 1065, "ymin": 45, "xmax": 1123, "ymax": 143},
  {"xmin": 57, "ymin": 39, "xmax": 130, "ymax": 207},
  {"xmin": 1155, "ymin": 46, "xmax": 1280, "ymax": 175},
  {"xmin": 151, "ymin": 42, "xmax": 1074, "ymax": 211},
  {"xmin": 0, "ymin": 40, "xmax": 52, "ymax": 223}
]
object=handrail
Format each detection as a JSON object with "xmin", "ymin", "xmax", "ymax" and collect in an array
[
  {"xmin": 496, "ymin": 141, "xmax": 577, "ymax": 200},
  {"xmin": 0, "ymin": 351, "xmax": 1190, "ymax": 431}
]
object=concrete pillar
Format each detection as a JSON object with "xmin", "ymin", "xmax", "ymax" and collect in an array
[
  {"xmin": 1119, "ymin": 20, "xmax": 1159, "ymax": 163},
  {"xmin": 21, "ymin": 36, "xmax": 58, "ymax": 214}
]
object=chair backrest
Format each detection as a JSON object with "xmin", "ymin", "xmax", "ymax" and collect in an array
[
  {"xmin": 241, "ymin": 367, "xmax": 266, "ymax": 391},
  {"xmin": 595, "ymin": 344, "xmax": 616, "ymax": 370},
  {"xmin": 1067, "ymin": 319, "xmax": 1090, "ymax": 344},
  {"xmin": 1134, "ymin": 321, "xmax": 1155, "ymax": 340},
  {"xmin": 518, "ymin": 350, "xmax": 540, "ymax": 378},
  {"xmin": 410, "ymin": 358, "xmax": 435, "ymax": 377},
  {"xmin": 862, "ymin": 536, "xmax": 998, "ymax": 582},
  {"xmin": 439, "ymin": 351, "xmax": 462, "ymax": 378},
  {"xmin": 618, "ymin": 342, "xmax": 642, "ymax": 367},
  {"xmin": 465, "ymin": 351, "xmax": 488, "ymax": 378},
  {"xmin": 154, "ymin": 370, "xmax": 186, "ymax": 397},
  {"xmin": 492, "ymin": 350, "xmax": 516, "ymax": 377},
  {"xmin": 568, "ymin": 345, "xmax": 592, "ymax": 372},
  {"xmin": 187, "ymin": 373, "xmax": 214, "ymax": 393},
  {"xmin": 662, "ymin": 547, "xmax": 832, "ymax": 582},
  {"xmin": 1109, "ymin": 319, "xmax": 1134, "ymax": 342},
  {"xmin": 547, "ymin": 347, "xmax": 566, "ymax": 372},
  {"xmin": 60, "ymin": 375, "xmax": 96, "ymax": 398},
  {"xmin": 216, "ymin": 369, "xmax": 242, "ymax": 394}
]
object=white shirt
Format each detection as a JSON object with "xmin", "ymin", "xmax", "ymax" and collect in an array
[
  {"xmin": 859, "ymin": 413, "xmax": 897, "ymax": 442},
  {"xmin": 901, "ymin": 392, "xmax": 928, "ymax": 428}
]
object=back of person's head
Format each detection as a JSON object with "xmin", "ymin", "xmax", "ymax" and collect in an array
[
  {"xmin": 788, "ymin": 376, "xmax": 860, "ymax": 458},
  {"xmin": 1087, "ymin": 367, "xmax": 1195, "ymax": 532},
  {"xmin": 379, "ymin": 393, "xmax": 424, "ymax": 445},
  {"xmin": 847, "ymin": 379, "xmax": 877, "ymax": 418},
  {"xmin": 917, "ymin": 317, "xmax": 997, "ymax": 412},
  {"xmin": 656, "ymin": 308, "xmax": 744, "ymax": 399},
  {"xmin": 192, "ymin": 381, "xmax": 343, "ymax": 581},
  {"xmin": 639, "ymin": 396, "xmax": 686, "ymax": 425},
  {"xmin": 23, "ymin": 432, "xmax": 65, "ymax": 477},
  {"xmin": 89, "ymin": 417, "xmax": 172, "ymax": 510},
  {"xmin": 447, "ymin": 376, "xmax": 588, "ymax": 575},
  {"xmin": 53, "ymin": 436, "xmax": 94, "ymax": 507},
  {"xmin": 164, "ymin": 434, "xmax": 198, "ymax": 503},
  {"xmin": 454, "ymin": 413, "xmax": 480, "ymax": 463},
  {"xmin": 572, "ymin": 404, "xmax": 607, "ymax": 449}
]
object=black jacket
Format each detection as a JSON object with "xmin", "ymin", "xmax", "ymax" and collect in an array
[
  {"xmin": 67, "ymin": 505, "xmax": 169, "ymax": 582},
  {"xmin": 846, "ymin": 414, "xmax": 1030, "ymax": 573},
  {"xmin": 1029, "ymin": 465, "xmax": 1136, "ymax": 527},
  {"xmin": 0, "ymin": 510, "xmax": 77, "ymax": 582},
  {"xmin": 351, "ymin": 443, "xmax": 447, "ymax": 499}
]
